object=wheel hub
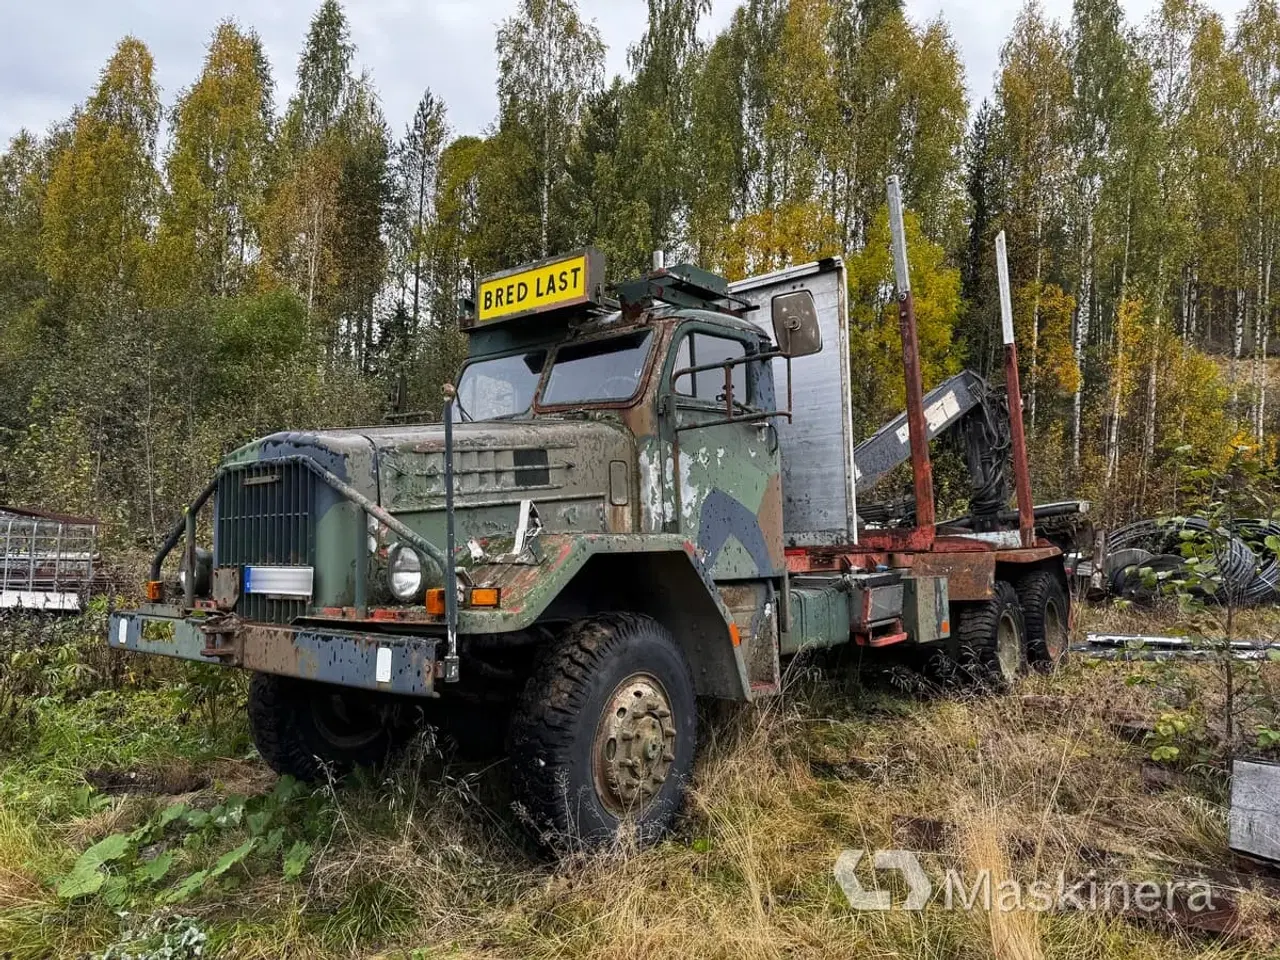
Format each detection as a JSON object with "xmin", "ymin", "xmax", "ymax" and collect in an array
[
  {"xmin": 995, "ymin": 611, "xmax": 1021, "ymax": 682},
  {"xmin": 1043, "ymin": 599, "xmax": 1067, "ymax": 660},
  {"xmin": 312, "ymin": 693, "xmax": 385, "ymax": 750},
  {"xmin": 592, "ymin": 673, "xmax": 678, "ymax": 815}
]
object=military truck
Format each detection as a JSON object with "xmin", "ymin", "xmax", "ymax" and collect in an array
[{"xmin": 109, "ymin": 181, "xmax": 1068, "ymax": 845}]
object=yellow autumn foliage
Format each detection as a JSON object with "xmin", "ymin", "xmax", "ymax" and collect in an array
[{"xmin": 845, "ymin": 205, "xmax": 961, "ymax": 435}]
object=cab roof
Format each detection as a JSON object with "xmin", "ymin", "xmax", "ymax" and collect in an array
[{"xmin": 465, "ymin": 304, "xmax": 768, "ymax": 361}]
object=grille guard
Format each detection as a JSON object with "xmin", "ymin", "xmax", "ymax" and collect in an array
[{"xmin": 150, "ymin": 403, "xmax": 462, "ymax": 681}]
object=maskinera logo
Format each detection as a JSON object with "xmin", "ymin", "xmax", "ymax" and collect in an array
[
  {"xmin": 834, "ymin": 849, "xmax": 931, "ymax": 911},
  {"xmin": 834, "ymin": 849, "xmax": 1217, "ymax": 914}
]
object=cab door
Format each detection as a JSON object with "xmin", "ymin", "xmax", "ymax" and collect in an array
[
  {"xmin": 660, "ymin": 322, "xmax": 785, "ymax": 693},
  {"xmin": 661, "ymin": 324, "xmax": 785, "ymax": 582}
]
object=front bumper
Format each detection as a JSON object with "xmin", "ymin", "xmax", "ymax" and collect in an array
[{"xmin": 109, "ymin": 607, "xmax": 439, "ymax": 697}]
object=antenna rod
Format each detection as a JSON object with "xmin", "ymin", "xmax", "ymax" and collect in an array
[
  {"xmin": 886, "ymin": 176, "xmax": 935, "ymax": 548},
  {"xmin": 996, "ymin": 231, "xmax": 1035, "ymax": 548}
]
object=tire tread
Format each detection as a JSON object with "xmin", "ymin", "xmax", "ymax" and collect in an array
[{"xmin": 508, "ymin": 613, "xmax": 693, "ymax": 845}]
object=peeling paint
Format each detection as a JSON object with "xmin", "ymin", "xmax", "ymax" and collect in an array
[{"xmin": 117, "ymin": 305, "xmax": 797, "ymax": 704}]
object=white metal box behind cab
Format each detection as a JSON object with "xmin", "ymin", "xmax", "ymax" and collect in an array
[{"xmin": 731, "ymin": 258, "xmax": 857, "ymax": 548}]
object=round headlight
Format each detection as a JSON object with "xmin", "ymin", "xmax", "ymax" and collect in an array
[
  {"xmin": 387, "ymin": 544, "xmax": 424, "ymax": 601},
  {"xmin": 178, "ymin": 547, "xmax": 213, "ymax": 598}
]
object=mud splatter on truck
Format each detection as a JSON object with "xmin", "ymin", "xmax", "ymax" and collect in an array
[{"xmin": 110, "ymin": 183, "xmax": 1069, "ymax": 847}]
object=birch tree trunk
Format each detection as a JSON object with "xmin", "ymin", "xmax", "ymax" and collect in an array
[
  {"xmin": 1180, "ymin": 269, "xmax": 1190, "ymax": 343},
  {"xmin": 1189, "ymin": 268, "xmax": 1198, "ymax": 343},
  {"xmin": 539, "ymin": 4, "xmax": 553, "ymax": 258},
  {"xmin": 1030, "ymin": 208, "xmax": 1044, "ymax": 433},
  {"xmin": 1233, "ymin": 284, "xmax": 1245, "ymax": 411},
  {"xmin": 1072, "ymin": 219, "xmax": 1092, "ymax": 472},
  {"xmin": 1257, "ymin": 236, "xmax": 1273, "ymax": 442},
  {"xmin": 1105, "ymin": 200, "xmax": 1132, "ymax": 485},
  {"xmin": 1144, "ymin": 319, "xmax": 1159, "ymax": 459}
]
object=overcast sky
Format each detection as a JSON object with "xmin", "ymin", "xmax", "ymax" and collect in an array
[{"xmin": 1, "ymin": 0, "xmax": 1250, "ymax": 148}]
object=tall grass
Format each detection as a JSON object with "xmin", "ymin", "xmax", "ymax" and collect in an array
[{"xmin": 1, "ymin": 606, "xmax": 1277, "ymax": 958}]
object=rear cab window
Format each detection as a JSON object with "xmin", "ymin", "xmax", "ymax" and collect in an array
[{"xmin": 671, "ymin": 331, "xmax": 754, "ymax": 408}]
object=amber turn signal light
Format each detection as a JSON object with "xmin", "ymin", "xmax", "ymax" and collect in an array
[
  {"xmin": 144, "ymin": 580, "xmax": 163, "ymax": 602},
  {"xmin": 426, "ymin": 586, "xmax": 501, "ymax": 614},
  {"xmin": 469, "ymin": 587, "xmax": 500, "ymax": 608}
]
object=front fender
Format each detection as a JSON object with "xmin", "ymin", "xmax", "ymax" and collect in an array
[{"xmin": 460, "ymin": 533, "xmax": 751, "ymax": 700}]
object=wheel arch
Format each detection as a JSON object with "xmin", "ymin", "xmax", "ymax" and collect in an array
[
  {"xmin": 541, "ymin": 552, "xmax": 749, "ymax": 700},
  {"xmin": 462, "ymin": 534, "xmax": 750, "ymax": 700},
  {"xmin": 996, "ymin": 555, "xmax": 1071, "ymax": 606}
]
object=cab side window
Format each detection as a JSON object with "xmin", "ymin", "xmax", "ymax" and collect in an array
[{"xmin": 672, "ymin": 333, "xmax": 750, "ymax": 406}]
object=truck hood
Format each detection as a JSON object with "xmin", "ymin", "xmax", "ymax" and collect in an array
[
  {"xmin": 236, "ymin": 417, "xmax": 633, "ymax": 514},
  {"xmin": 362, "ymin": 418, "xmax": 631, "ymax": 513}
]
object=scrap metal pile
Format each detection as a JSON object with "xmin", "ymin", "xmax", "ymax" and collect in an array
[{"xmin": 1101, "ymin": 517, "xmax": 1280, "ymax": 605}]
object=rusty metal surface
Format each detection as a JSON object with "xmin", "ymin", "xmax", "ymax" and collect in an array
[
  {"xmin": 109, "ymin": 610, "xmax": 438, "ymax": 697},
  {"xmin": 896, "ymin": 289, "xmax": 936, "ymax": 548},
  {"xmin": 900, "ymin": 551, "xmax": 996, "ymax": 601},
  {"xmin": 0, "ymin": 503, "xmax": 100, "ymax": 526},
  {"xmin": 994, "ymin": 546, "xmax": 1062, "ymax": 564},
  {"xmin": 212, "ymin": 566, "xmax": 239, "ymax": 611},
  {"xmin": 718, "ymin": 582, "xmax": 779, "ymax": 691}
]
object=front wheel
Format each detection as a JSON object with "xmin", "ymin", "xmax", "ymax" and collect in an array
[
  {"xmin": 248, "ymin": 673, "xmax": 406, "ymax": 782},
  {"xmin": 508, "ymin": 613, "xmax": 697, "ymax": 849}
]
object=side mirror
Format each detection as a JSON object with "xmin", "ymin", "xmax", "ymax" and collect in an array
[{"xmin": 771, "ymin": 290, "xmax": 823, "ymax": 357}]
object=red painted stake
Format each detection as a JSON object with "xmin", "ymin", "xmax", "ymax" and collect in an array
[
  {"xmin": 996, "ymin": 230, "xmax": 1035, "ymax": 548},
  {"xmin": 1004, "ymin": 341, "xmax": 1035, "ymax": 547},
  {"xmin": 898, "ymin": 289, "xmax": 936, "ymax": 549},
  {"xmin": 887, "ymin": 176, "xmax": 935, "ymax": 551}
]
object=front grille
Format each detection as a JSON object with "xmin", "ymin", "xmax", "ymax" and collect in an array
[{"xmin": 214, "ymin": 461, "xmax": 315, "ymax": 623}]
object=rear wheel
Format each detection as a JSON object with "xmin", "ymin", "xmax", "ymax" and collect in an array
[
  {"xmin": 1017, "ymin": 571, "xmax": 1069, "ymax": 671},
  {"xmin": 953, "ymin": 580, "xmax": 1026, "ymax": 689},
  {"xmin": 508, "ymin": 613, "xmax": 696, "ymax": 849},
  {"xmin": 248, "ymin": 673, "xmax": 405, "ymax": 782}
]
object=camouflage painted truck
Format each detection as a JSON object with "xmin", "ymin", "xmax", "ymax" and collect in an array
[{"xmin": 108, "ymin": 180, "xmax": 1069, "ymax": 845}]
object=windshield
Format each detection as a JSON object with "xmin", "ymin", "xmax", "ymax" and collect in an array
[
  {"xmin": 455, "ymin": 350, "xmax": 547, "ymax": 420},
  {"xmin": 541, "ymin": 331, "xmax": 653, "ymax": 406}
]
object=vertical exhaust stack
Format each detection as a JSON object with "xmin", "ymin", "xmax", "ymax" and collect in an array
[
  {"xmin": 886, "ymin": 176, "xmax": 935, "ymax": 549},
  {"xmin": 995, "ymin": 231, "xmax": 1035, "ymax": 548},
  {"xmin": 441, "ymin": 383, "xmax": 460, "ymax": 682}
]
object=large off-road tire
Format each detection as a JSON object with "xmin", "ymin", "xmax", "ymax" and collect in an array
[
  {"xmin": 508, "ymin": 613, "xmax": 697, "ymax": 849},
  {"xmin": 953, "ymin": 580, "xmax": 1026, "ymax": 690},
  {"xmin": 1017, "ymin": 570, "xmax": 1069, "ymax": 671},
  {"xmin": 248, "ymin": 673, "xmax": 404, "ymax": 782}
]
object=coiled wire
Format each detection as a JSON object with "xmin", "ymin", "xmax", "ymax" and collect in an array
[{"xmin": 1106, "ymin": 517, "xmax": 1275, "ymax": 605}]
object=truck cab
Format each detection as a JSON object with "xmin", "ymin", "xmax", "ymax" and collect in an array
[{"xmin": 109, "ymin": 198, "xmax": 1070, "ymax": 849}]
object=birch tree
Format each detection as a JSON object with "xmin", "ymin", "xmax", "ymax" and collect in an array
[
  {"xmin": 156, "ymin": 21, "xmax": 274, "ymax": 301},
  {"xmin": 1237, "ymin": 0, "xmax": 1280, "ymax": 439},
  {"xmin": 495, "ymin": 0, "xmax": 604, "ymax": 258},
  {"xmin": 994, "ymin": 1, "xmax": 1074, "ymax": 429},
  {"xmin": 1067, "ymin": 0, "xmax": 1129, "ymax": 471}
]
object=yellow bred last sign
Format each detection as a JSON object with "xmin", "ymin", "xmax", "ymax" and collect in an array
[{"xmin": 475, "ymin": 249, "xmax": 603, "ymax": 325}]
